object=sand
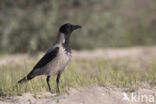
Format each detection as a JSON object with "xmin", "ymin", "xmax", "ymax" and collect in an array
[{"xmin": 0, "ymin": 87, "xmax": 155, "ymax": 104}]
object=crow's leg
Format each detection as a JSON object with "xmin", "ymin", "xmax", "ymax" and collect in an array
[
  {"xmin": 46, "ymin": 76, "xmax": 53, "ymax": 93},
  {"xmin": 56, "ymin": 72, "xmax": 61, "ymax": 93}
]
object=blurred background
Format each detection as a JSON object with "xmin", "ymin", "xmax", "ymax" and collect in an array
[
  {"xmin": 0, "ymin": 0, "xmax": 156, "ymax": 53},
  {"xmin": 0, "ymin": 0, "xmax": 156, "ymax": 99}
]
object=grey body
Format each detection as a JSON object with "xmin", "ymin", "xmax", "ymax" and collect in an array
[
  {"xmin": 36, "ymin": 33, "xmax": 71, "ymax": 76},
  {"xmin": 44, "ymin": 44, "xmax": 71, "ymax": 75}
]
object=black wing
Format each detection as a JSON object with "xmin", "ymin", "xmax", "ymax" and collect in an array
[
  {"xmin": 33, "ymin": 47, "xmax": 59, "ymax": 69},
  {"xmin": 18, "ymin": 47, "xmax": 59, "ymax": 83}
]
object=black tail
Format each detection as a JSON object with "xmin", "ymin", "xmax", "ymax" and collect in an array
[
  {"xmin": 18, "ymin": 74, "xmax": 35, "ymax": 84},
  {"xmin": 18, "ymin": 68, "xmax": 38, "ymax": 84},
  {"xmin": 18, "ymin": 77, "xmax": 28, "ymax": 83}
]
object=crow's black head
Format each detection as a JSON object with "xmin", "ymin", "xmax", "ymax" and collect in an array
[{"xmin": 59, "ymin": 23, "xmax": 81, "ymax": 34}]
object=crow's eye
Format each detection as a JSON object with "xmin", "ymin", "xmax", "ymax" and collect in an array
[{"xmin": 68, "ymin": 25, "xmax": 71, "ymax": 28}]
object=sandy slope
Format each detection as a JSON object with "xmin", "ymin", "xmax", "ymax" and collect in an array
[{"xmin": 0, "ymin": 87, "xmax": 155, "ymax": 104}]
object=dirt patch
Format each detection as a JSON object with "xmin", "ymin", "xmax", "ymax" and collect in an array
[{"xmin": 0, "ymin": 87, "xmax": 155, "ymax": 104}]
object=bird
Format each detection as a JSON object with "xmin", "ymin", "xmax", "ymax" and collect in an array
[{"xmin": 18, "ymin": 23, "xmax": 82, "ymax": 93}]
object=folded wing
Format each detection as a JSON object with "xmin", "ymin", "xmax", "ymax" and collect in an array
[{"xmin": 18, "ymin": 47, "xmax": 59, "ymax": 83}]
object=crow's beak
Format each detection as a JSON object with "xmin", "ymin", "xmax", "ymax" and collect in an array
[{"xmin": 72, "ymin": 25, "xmax": 82, "ymax": 31}]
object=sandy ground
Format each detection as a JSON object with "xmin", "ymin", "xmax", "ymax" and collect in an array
[
  {"xmin": 73, "ymin": 46, "xmax": 156, "ymax": 61},
  {"xmin": 0, "ymin": 46, "xmax": 156, "ymax": 66},
  {"xmin": 0, "ymin": 87, "xmax": 156, "ymax": 104},
  {"xmin": 0, "ymin": 46, "xmax": 156, "ymax": 104}
]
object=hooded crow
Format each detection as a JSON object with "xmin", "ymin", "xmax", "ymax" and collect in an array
[{"xmin": 18, "ymin": 23, "xmax": 82, "ymax": 93}]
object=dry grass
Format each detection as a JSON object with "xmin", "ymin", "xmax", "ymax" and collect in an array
[{"xmin": 0, "ymin": 47, "xmax": 156, "ymax": 96}]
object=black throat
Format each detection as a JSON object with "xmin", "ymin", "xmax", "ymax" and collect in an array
[{"xmin": 62, "ymin": 34, "xmax": 71, "ymax": 54}]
